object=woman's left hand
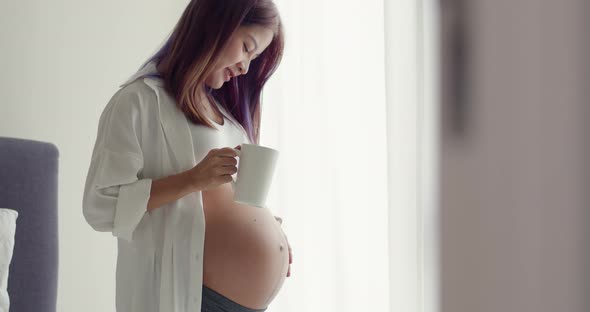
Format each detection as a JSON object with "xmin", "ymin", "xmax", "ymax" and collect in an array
[{"xmin": 274, "ymin": 215, "xmax": 292, "ymax": 277}]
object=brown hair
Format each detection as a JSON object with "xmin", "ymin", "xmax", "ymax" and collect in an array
[{"xmin": 143, "ymin": 0, "xmax": 284, "ymax": 144}]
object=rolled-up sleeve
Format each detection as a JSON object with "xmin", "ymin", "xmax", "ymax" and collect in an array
[{"xmin": 82, "ymin": 86, "xmax": 153, "ymax": 243}]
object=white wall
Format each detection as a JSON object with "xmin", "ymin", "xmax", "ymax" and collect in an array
[
  {"xmin": 439, "ymin": 0, "xmax": 590, "ymax": 311},
  {"xmin": 0, "ymin": 0, "xmax": 187, "ymax": 310}
]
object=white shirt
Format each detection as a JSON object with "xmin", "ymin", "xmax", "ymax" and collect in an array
[{"xmin": 83, "ymin": 67, "xmax": 251, "ymax": 312}]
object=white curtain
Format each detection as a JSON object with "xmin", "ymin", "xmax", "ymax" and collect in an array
[{"xmin": 262, "ymin": 1, "xmax": 440, "ymax": 311}]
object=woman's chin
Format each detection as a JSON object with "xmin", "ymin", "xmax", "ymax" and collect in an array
[
  {"xmin": 203, "ymin": 79, "xmax": 222, "ymax": 90},
  {"xmin": 212, "ymin": 80, "xmax": 226, "ymax": 89}
]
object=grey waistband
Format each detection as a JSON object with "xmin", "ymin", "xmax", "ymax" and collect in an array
[{"xmin": 201, "ymin": 285, "xmax": 267, "ymax": 312}]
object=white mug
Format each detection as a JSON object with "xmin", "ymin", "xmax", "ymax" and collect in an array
[{"xmin": 230, "ymin": 143, "xmax": 279, "ymax": 208}]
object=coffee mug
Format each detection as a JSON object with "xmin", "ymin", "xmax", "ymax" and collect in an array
[{"xmin": 230, "ymin": 143, "xmax": 279, "ymax": 208}]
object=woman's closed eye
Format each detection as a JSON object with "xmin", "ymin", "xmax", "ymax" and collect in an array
[{"xmin": 244, "ymin": 42, "xmax": 260, "ymax": 60}]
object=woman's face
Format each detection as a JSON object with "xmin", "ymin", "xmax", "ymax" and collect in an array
[{"xmin": 205, "ymin": 25, "xmax": 275, "ymax": 89}]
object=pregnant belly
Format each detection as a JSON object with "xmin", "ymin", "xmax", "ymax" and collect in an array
[{"xmin": 201, "ymin": 183, "xmax": 289, "ymax": 310}]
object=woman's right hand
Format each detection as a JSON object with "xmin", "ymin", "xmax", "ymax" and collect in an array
[{"xmin": 186, "ymin": 145, "xmax": 241, "ymax": 191}]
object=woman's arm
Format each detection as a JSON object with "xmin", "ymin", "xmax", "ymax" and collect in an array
[{"xmin": 147, "ymin": 171, "xmax": 198, "ymax": 212}]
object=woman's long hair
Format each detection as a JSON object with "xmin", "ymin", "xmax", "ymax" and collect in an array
[{"xmin": 139, "ymin": 0, "xmax": 284, "ymax": 144}]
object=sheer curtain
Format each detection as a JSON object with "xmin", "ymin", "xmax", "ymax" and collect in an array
[{"xmin": 262, "ymin": 1, "xmax": 439, "ymax": 311}]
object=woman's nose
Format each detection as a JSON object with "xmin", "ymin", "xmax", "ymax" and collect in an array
[{"xmin": 238, "ymin": 61, "xmax": 250, "ymax": 75}]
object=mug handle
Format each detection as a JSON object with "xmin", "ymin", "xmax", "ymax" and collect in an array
[{"xmin": 231, "ymin": 148, "xmax": 241, "ymax": 190}]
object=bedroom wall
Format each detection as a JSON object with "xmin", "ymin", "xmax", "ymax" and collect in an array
[{"xmin": 0, "ymin": 0, "xmax": 187, "ymax": 310}]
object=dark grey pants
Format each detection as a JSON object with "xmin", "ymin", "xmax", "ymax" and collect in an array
[{"xmin": 201, "ymin": 285, "xmax": 268, "ymax": 312}]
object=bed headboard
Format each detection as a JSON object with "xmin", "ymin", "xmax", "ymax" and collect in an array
[{"xmin": 0, "ymin": 137, "xmax": 59, "ymax": 312}]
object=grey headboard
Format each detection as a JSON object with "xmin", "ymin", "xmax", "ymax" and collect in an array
[{"xmin": 0, "ymin": 137, "xmax": 59, "ymax": 312}]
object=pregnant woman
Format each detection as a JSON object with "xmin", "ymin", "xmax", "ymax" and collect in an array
[{"xmin": 82, "ymin": 1, "xmax": 291, "ymax": 311}]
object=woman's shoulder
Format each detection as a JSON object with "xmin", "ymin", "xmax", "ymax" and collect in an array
[
  {"xmin": 118, "ymin": 76, "xmax": 161, "ymax": 97},
  {"xmin": 111, "ymin": 77, "xmax": 162, "ymax": 112},
  {"xmin": 96, "ymin": 78, "xmax": 161, "ymax": 128}
]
